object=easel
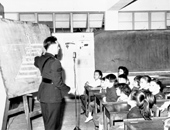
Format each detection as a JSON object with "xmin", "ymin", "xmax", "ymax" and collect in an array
[{"xmin": 2, "ymin": 93, "xmax": 41, "ymax": 130}]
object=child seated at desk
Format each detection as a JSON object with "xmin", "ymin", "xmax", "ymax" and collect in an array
[
  {"xmin": 116, "ymin": 83, "xmax": 131, "ymax": 102},
  {"xmin": 118, "ymin": 74, "xmax": 130, "ymax": 85},
  {"xmin": 85, "ymin": 69, "xmax": 103, "ymax": 88},
  {"xmin": 131, "ymin": 75, "xmax": 143, "ymax": 90},
  {"xmin": 139, "ymin": 75, "xmax": 151, "ymax": 90},
  {"xmin": 80, "ymin": 70, "xmax": 103, "ymax": 115},
  {"xmin": 102, "ymin": 74, "xmax": 118, "ymax": 103},
  {"xmin": 85, "ymin": 74, "xmax": 117, "ymax": 123},
  {"xmin": 149, "ymin": 78, "xmax": 165, "ymax": 100},
  {"xmin": 127, "ymin": 89, "xmax": 156, "ymax": 120},
  {"xmin": 118, "ymin": 66, "xmax": 129, "ymax": 77},
  {"xmin": 93, "ymin": 74, "xmax": 118, "ymax": 129},
  {"xmin": 113, "ymin": 83, "xmax": 131, "ymax": 112}
]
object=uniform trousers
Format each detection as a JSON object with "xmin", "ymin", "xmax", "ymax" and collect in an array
[{"xmin": 40, "ymin": 102, "xmax": 62, "ymax": 130}]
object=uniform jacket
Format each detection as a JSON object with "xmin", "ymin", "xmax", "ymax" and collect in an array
[{"xmin": 34, "ymin": 53, "xmax": 70, "ymax": 103}]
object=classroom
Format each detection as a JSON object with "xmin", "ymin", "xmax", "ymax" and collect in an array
[{"xmin": 0, "ymin": 0, "xmax": 170, "ymax": 130}]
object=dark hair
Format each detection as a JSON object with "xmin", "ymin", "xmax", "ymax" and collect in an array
[
  {"xmin": 43, "ymin": 36, "xmax": 57, "ymax": 50},
  {"xmin": 101, "ymin": 77, "xmax": 105, "ymax": 81},
  {"xmin": 130, "ymin": 89, "xmax": 139, "ymax": 101},
  {"xmin": 136, "ymin": 91, "xmax": 145, "ymax": 108},
  {"xmin": 151, "ymin": 78, "xmax": 164, "ymax": 92},
  {"xmin": 118, "ymin": 74, "xmax": 128, "ymax": 80},
  {"xmin": 94, "ymin": 70, "xmax": 103, "ymax": 78},
  {"xmin": 136, "ymin": 90, "xmax": 156, "ymax": 120},
  {"xmin": 105, "ymin": 74, "xmax": 117, "ymax": 83},
  {"xmin": 134, "ymin": 75, "xmax": 142, "ymax": 87},
  {"xmin": 144, "ymin": 90, "xmax": 156, "ymax": 109},
  {"xmin": 118, "ymin": 66, "xmax": 129, "ymax": 76},
  {"xmin": 116, "ymin": 83, "xmax": 131, "ymax": 96},
  {"xmin": 140, "ymin": 75, "xmax": 151, "ymax": 83}
]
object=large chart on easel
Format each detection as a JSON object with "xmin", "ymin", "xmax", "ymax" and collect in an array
[
  {"xmin": 95, "ymin": 30, "xmax": 170, "ymax": 73},
  {"xmin": 0, "ymin": 19, "xmax": 50, "ymax": 98}
]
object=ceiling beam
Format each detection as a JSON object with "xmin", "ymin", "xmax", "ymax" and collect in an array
[{"xmin": 108, "ymin": 0, "xmax": 137, "ymax": 10}]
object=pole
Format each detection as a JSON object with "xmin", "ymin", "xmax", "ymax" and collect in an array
[{"xmin": 73, "ymin": 52, "xmax": 81, "ymax": 130}]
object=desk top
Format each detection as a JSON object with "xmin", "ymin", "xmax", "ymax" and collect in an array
[
  {"xmin": 85, "ymin": 86, "xmax": 101, "ymax": 90},
  {"xmin": 125, "ymin": 119, "xmax": 164, "ymax": 130},
  {"xmin": 124, "ymin": 117, "xmax": 168, "ymax": 130},
  {"xmin": 126, "ymin": 121, "xmax": 164, "ymax": 130},
  {"xmin": 103, "ymin": 101, "xmax": 130, "ymax": 112}
]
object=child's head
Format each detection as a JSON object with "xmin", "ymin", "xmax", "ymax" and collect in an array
[
  {"xmin": 139, "ymin": 75, "xmax": 151, "ymax": 90},
  {"xmin": 118, "ymin": 66, "xmax": 129, "ymax": 76},
  {"xmin": 133, "ymin": 75, "xmax": 142, "ymax": 88},
  {"xmin": 136, "ymin": 90, "xmax": 156, "ymax": 120},
  {"xmin": 94, "ymin": 70, "xmax": 102, "ymax": 80},
  {"xmin": 149, "ymin": 78, "xmax": 162, "ymax": 95},
  {"xmin": 104, "ymin": 74, "xmax": 117, "ymax": 88},
  {"xmin": 118, "ymin": 74, "xmax": 129, "ymax": 84},
  {"xmin": 115, "ymin": 83, "xmax": 131, "ymax": 97}
]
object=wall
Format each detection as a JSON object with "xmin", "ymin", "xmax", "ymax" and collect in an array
[
  {"xmin": 105, "ymin": 11, "xmax": 119, "ymax": 30},
  {"xmin": 1, "ymin": 0, "xmax": 135, "ymax": 12},
  {"xmin": 0, "ymin": 0, "xmax": 106, "ymax": 12},
  {"xmin": 52, "ymin": 33, "xmax": 95, "ymax": 95}
]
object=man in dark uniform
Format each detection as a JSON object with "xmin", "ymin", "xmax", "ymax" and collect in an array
[{"xmin": 34, "ymin": 36, "xmax": 70, "ymax": 130}]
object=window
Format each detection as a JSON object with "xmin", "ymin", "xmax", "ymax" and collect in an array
[
  {"xmin": 134, "ymin": 12, "xmax": 148, "ymax": 29},
  {"xmin": 118, "ymin": 12, "xmax": 133, "ymax": 30},
  {"xmin": 167, "ymin": 12, "xmax": 170, "ymax": 28},
  {"xmin": 19, "ymin": 14, "xmax": 35, "ymax": 22},
  {"xmin": 89, "ymin": 13, "xmax": 104, "ymax": 28},
  {"xmin": 55, "ymin": 14, "xmax": 70, "ymax": 28},
  {"xmin": 73, "ymin": 14, "xmax": 87, "ymax": 28},
  {"xmin": 151, "ymin": 12, "xmax": 165, "ymax": 29},
  {"xmin": 18, "ymin": 12, "xmax": 105, "ymax": 33},
  {"xmin": 38, "ymin": 14, "xmax": 53, "ymax": 29},
  {"xmin": 5, "ymin": 13, "xmax": 18, "ymax": 20},
  {"xmin": 119, "ymin": 11, "xmax": 167, "ymax": 30}
]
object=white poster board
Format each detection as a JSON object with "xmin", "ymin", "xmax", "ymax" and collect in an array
[
  {"xmin": 53, "ymin": 33, "xmax": 95, "ymax": 95},
  {"xmin": 0, "ymin": 19, "xmax": 50, "ymax": 98}
]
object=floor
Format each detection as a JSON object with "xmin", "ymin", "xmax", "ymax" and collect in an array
[{"xmin": 7, "ymin": 97, "xmax": 96, "ymax": 130}]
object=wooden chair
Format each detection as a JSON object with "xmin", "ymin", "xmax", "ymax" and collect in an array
[{"xmin": 124, "ymin": 117, "xmax": 169, "ymax": 130}]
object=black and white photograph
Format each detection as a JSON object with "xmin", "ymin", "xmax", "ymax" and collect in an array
[{"xmin": 0, "ymin": 0, "xmax": 170, "ymax": 130}]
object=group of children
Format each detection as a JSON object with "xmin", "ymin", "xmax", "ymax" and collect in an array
[{"xmin": 81, "ymin": 66, "xmax": 169, "ymax": 130}]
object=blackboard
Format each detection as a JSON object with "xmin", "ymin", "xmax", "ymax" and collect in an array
[{"xmin": 94, "ymin": 30, "xmax": 170, "ymax": 73}]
